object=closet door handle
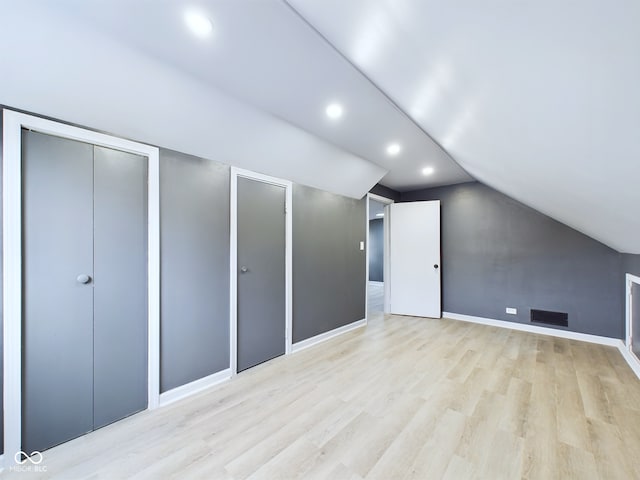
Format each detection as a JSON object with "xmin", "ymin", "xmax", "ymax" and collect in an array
[{"xmin": 77, "ymin": 274, "xmax": 92, "ymax": 284}]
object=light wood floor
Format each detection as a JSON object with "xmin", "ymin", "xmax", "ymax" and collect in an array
[
  {"xmin": 368, "ymin": 282, "xmax": 384, "ymax": 312},
  {"xmin": 6, "ymin": 313, "xmax": 640, "ymax": 479}
]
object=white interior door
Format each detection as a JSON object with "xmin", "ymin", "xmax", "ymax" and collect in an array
[{"xmin": 389, "ymin": 201, "xmax": 441, "ymax": 317}]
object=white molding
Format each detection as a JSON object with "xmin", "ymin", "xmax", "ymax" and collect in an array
[
  {"xmin": 444, "ymin": 311, "xmax": 640, "ymax": 381},
  {"xmin": 623, "ymin": 273, "xmax": 640, "ymax": 381},
  {"xmin": 368, "ymin": 192, "xmax": 395, "ymax": 204},
  {"xmin": 368, "ymin": 281, "xmax": 384, "ymax": 286},
  {"xmin": 443, "ymin": 311, "xmax": 623, "ymax": 347},
  {"xmin": 158, "ymin": 369, "xmax": 232, "ymax": 407},
  {"xmin": 365, "ymin": 193, "xmax": 369, "ymax": 322},
  {"xmin": 229, "ymin": 167, "xmax": 293, "ymax": 376},
  {"xmin": 147, "ymin": 137, "xmax": 161, "ymax": 411},
  {"xmin": 625, "ymin": 273, "xmax": 640, "ymax": 351},
  {"xmin": 365, "ymin": 193, "xmax": 394, "ymax": 319},
  {"xmin": 0, "ymin": 454, "xmax": 4, "ymax": 472},
  {"xmin": 383, "ymin": 204, "xmax": 391, "ymax": 314},
  {"xmin": 618, "ymin": 345, "xmax": 640, "ymax": 381},
  {"xmin": 229, "ymin": 168, "xmax": 238, "ymax": 376},
  {"xmin": 291, "ymin": 319, "xmax": 366, "ymax": 353},
  {"xmin": 2, "ymin": 109, "xmax": 161, "ymax": 463}
]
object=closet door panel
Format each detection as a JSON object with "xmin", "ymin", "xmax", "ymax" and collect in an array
[
  {"xmin": 93, "ymin": 146, "xmax": 148, "ymax": 428},
  {"xmin": 22, "ymin": 130, "xmax": 94, "ymax": 452}
]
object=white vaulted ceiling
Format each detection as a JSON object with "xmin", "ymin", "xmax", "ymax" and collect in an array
[
  {"xmin": 1, "ymin": 1, "xmax": 639, "ymax": 252},
  {"xmin": 287, "ymin": 0, "xmax": 640, "ymax": 252},
  {"xmin": 0, "ymin": 0, "xmax": 469, "ymax": 198}
]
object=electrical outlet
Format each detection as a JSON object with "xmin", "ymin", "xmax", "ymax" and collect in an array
[
  {"xmin": 506, "ymin": 307, "xmax": 517, "ymax": 315},
  {"xmin": 359, "ymin": 241, "xmax": 365, "ymax": 251}
]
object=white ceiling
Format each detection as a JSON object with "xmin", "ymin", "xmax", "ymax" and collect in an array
[
  {"xmin": 10, "ymin": 0, "xmax": 470, "ymax": 193},
  {"xmin": 0, "ymin": 1, "xmax": 387, "ymax": 199},
  {"xmin": 288, "ymin": 0, "xmax": 640, "ymax": 252},
  {"xmin": 2, "ymin": 1, "xmax": 639, "ymax": 252}
]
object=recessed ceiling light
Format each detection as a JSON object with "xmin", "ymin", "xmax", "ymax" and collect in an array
[
  {"xmin": 376, "ymin": 213, "xmax": 384, "ymax": 217},
  {"xmin": 422, "ymin": 166, "xmax": 435, "ymax": 176},
  {"xmin": 325, "ymin": 103, "xmax": 344, "ymax": 119},
  {"xmin": 386, "ymin": 143, "xmax": 401, "ymax": 156},
  {"xmin": 184, "ymin": 10, "xmax": 213, "ymax": 37}
]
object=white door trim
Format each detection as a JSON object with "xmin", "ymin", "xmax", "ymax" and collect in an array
[
  {"xmin": 229, "ymin": 167, "xmax": 293, "ymax": 375},
  {"xmin": 365, "ymin": 193, "xmax": 394, "ymax": 319},
  {"xmin": 625, "ymin": 273, "xmax": 640, "ymax": 364},
  {"xmin": 2, "ymin": 109, "xmax": 161, "ymax": 464}
]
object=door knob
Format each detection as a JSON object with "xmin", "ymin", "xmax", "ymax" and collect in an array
[
  {"xmin": 433, "ymin": 264, "xmax": 439, "ymax": 269},
  {"xmin": 77, "ymin": 274, "xmax": 92, "ymax": 284},
  {"xmin": 240, "ymin": 266, "xmax": 248, "ymax": 273}
]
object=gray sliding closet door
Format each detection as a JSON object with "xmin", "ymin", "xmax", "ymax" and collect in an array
[
  {"xmin": 237, "ymin": 177, "xmax": 286, "ymax": 372},
  {"xmin": 22, "ymin": 130, "xmax": 95, "ymax": 452},
  {"xmin": 93, "ymin": 146, "xmax": 147, "ymax": 428},
  {"xmin": 22, "ymin": 131, "xmax": 148, "ymax": 452}
]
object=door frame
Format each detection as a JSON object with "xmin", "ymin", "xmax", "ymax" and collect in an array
[
  {"xmin": 2, "ymin": 110, "xmax": 161, "ymax": 463},
  {"xmin": 229, "ymin": 167, "xmax": 292, "ymax": 375},
  {"xmin": 626, "ymin": 273, "xmax": 640, "ymax": 363},
  {"xmin": 365, "ymin": 193, "xmax": 394, "ymax": 319}
]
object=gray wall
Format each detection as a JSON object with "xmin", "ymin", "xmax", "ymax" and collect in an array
[
  {"xmin": 370, "ymin": 183, "xmax": 401, "ymax": 202},
  {"xmin": 368, "ymin": 219, "xmax": 383, "ymax": 282},
  {"xmin": 622, "ymin": 254, "xmax": 640, "ymax": 277},
  {"xmin": 0, "ymin": 107, "xmax": 371, "ymax": 454},
  {"xmin": 293, "ymin": 185, "xmax": 366, "ymax": 342},
  {"xmin": 401, "ymin": 182, "xmax": 624, "ymax": 338},
  {"xmin": 160, "ymin": 150, "xmax": 230, "ymax": 392}
]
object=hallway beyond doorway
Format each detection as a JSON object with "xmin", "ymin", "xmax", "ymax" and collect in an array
[{"xmin": 368, "ymin": 281, "xmax": 383, "ymax": 312}]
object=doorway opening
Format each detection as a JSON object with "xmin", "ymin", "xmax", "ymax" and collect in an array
[{"xmin": 366, "ymin": 193, "xmax": 393, "ymax": 319}]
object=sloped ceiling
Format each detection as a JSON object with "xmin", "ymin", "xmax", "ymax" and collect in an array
[
  {"xmin": 0, "ymin": 1, "xmax": 384, "ymax": 198},
  {"xmin": 0, "ymin": 1, "xmax": 470, "ymax": 199},
  {"xmin": 288, "ymin": 0, "xmax": 640, "ymax": 253},
  {"xmin": 2, "ymin": 1, "xmax": 639, "ymax": 253}
]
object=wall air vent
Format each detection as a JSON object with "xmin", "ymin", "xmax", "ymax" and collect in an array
[{"xmin": 530, "ymin": 309, "xmax": 568, "ymax": 327}]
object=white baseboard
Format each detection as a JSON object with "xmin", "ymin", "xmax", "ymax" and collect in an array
[
  {"xmin": 292, "ymin": 319, "xmax": 366, "ymax": 353},
  {"xmin": 443, "ymin": 312, "xmax": 623, "ymax": 347},
  {"xmin": 0, "ymin": 454, "xmax": 4, "ymax": 472},
  {"xmin": 159, "ymin": 368, "xmax": 231, "ymax": 407},
  {"xmin": 444, "ymin": 311, "xmax": 640, "ymax": 380},
  {"xmin": 368, "ymin": 281, "xmax": 384, "ymax": 286},
  {"xmin": 618, "ymin": 345, "xmax": 640, "ymax": 380}
]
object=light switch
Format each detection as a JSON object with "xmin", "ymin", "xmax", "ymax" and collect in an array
[{"xmin": 359, "ymin": 241, "xmax": 365, "ymax": 251}]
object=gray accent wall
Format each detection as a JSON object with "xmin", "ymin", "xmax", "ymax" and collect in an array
[
  {"xmin": 159, "ymin": 150, "xmax": 230, "ymax": 392},
  {"xmin": 370, "ymin": 183, "xmax": 401, "ymax": 202},
  {"xmin": 292, "ymin": 184, "xmax": 366, "ymax": 343},
  {"xmin": 0, "ymin": 107, "xmax": 371, "ymax": 454},
  {"xmin": 401, "ymin": 182, "xmax": 624, "ymax": 338},
  {"xmin": 623, "ymin": 254, "xmax": 640, "ymax": 277},
  {"xmin": 368, "ymin": 218, "xmax": 383, "ymax": 282}
]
